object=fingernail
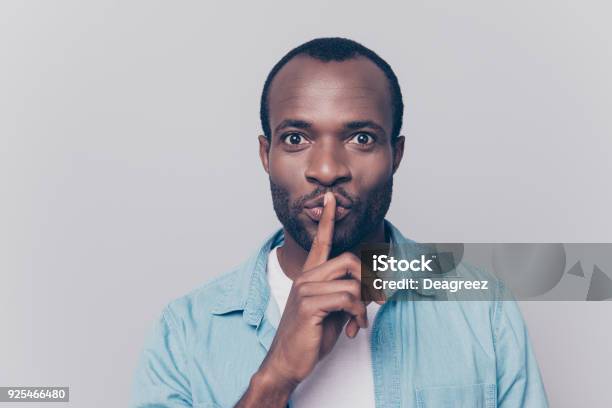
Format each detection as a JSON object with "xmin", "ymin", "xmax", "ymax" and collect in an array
[{"xmin": 323, "ymin": 192, "xmax": 329, "ymax": 206}]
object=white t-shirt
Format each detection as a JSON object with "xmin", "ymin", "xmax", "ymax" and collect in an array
[{"xmin": 266, "ymin": 246, "xmax": 381, "ymax": 408}]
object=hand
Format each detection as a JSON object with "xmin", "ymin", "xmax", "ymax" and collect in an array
[{"xmin": 257, "ymin": 192, "xmax": 370, "ymax": 390}]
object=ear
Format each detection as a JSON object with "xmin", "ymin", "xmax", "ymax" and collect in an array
[
  {"xmin": 391, "ymin": 135, "xmax": 405, "ymax": 174},
  {"xmin": 258, "ymin": 135, "xmax": 271, "ymax": 174}
]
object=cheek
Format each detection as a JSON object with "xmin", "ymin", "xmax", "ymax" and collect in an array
[
  {"xmin": 351, "ymin": 150, "xmax": 394, "ymax": 192},
  {"xmin": 268, "ymin": 150, "xmax": 307, "ymax": 190}
]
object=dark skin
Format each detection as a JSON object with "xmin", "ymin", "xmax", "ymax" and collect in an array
[{"xmin": 236, "ymin": 55, "xmax": 405, "ymax": 407}]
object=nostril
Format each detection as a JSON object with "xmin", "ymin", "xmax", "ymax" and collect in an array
[{"xmin": 304, "ymin": 171, "xmax": 352, "ymax": 187}]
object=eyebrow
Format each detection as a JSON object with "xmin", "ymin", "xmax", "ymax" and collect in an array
[
  {"xmin": 274, "ymin": 119, "xmax": 312, "ymax": 134},
  {"xmin": 274, "ymin": 119, "xmax": 387, "ymax": 136},
  {"xmin": 344, "ymin": 120, "xmax": 386, "ymax": 136}
]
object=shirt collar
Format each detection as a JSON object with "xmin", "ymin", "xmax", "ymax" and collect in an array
[{"xmin": 210, "ymin": 228, "xmax": 284, "ymax": 325}]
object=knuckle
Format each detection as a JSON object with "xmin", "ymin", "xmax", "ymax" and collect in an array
[
  {"xmin": 341, "ymin": 252, "xmax": 359, "ymax": 263},
  {"xmin": 340, "ymin": 291, "xmax": 354, "ymax": 304},
  {"xmin": 339, "ymin": 252, "xmax": 353, "ymax": 262},
  {"xmin": 347, "ymin": 280, "xmax": 361, "ymax": 294},
  {"xmin": 349, "ymin": 254, "xmax": 361, "ymax": 268},
  {"xmin": 341, "ymin": 252, "xmax": 361, "ymax": 270},
  {"xmin": 295, "ymin": 282, "xmax": 309, "ymax": 297}
]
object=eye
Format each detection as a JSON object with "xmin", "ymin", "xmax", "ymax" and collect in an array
[
  {"xmin": 283, "ymin": 133, "xmax": 308, "ymax": 145},
  {"xmin": 349, "ymin": 132, "xmax": 375, "ymax": 145}
]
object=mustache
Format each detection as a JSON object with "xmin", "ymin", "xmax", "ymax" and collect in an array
[{"xmin": 291, "ymin": 186, "xmax": 357, "ymax": 211}]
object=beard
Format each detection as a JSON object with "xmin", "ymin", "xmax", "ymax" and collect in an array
[{"xmin": 270, "ymin": 178, "xmax": 393, "ymax": 256}]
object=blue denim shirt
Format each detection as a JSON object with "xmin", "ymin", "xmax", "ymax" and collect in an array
[{"xmin": 131, "ymin": 221, "xmax": 548, "ymax": 407}]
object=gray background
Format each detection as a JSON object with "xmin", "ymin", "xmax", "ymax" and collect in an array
[{"xmin": 1, "ymin": 1, "xmax": 611, "ymax": 407}]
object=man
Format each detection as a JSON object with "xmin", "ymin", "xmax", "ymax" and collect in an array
[{"xmin": 131, "ymin": 37, "xmax": 548, "ymax": 407}]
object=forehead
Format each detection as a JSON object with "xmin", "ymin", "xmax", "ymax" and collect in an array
[{"xmin": 267, "ymin": 55, "xmax": 393, "ymax": 133}]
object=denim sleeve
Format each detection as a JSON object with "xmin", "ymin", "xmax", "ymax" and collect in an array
[
  {"xmin": 131, "ymin": 307, "xmax": 193, "ymax": 408},
  {"xmin": 494, "ymin": 282, "xmax": 549, "ymax": 407}
]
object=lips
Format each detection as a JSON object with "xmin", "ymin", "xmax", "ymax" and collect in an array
[
  {"xmin": 303, "ymin": 194, "xmax": 352, "ymax": 210},
  {"xmin": 302, "ymin": 193, "xmax": 352, "ymax": 223},
  {"xmin": 304, "ymin": 205, "xmax": 351, "ymax": 222}
]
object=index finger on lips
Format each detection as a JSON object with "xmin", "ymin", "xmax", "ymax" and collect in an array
[{"xmin": 303, "ymin": 192, "xmax": 336, "ymax": 271}]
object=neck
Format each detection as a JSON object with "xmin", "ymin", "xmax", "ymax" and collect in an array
[{"xmin": 276, "ymin": 221, "xmax": 388, "ymax": 281}]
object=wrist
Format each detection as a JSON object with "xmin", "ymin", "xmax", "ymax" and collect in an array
[
  {"xmin": 253, "ymin": 364, "xmax": 299, "ymax": 396},
  {"xmin": 236, "ymin": 367, "xmax": 296, "ymax": 408}
]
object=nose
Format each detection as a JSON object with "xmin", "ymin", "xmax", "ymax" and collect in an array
[{"xmin": 304, "ymin": 140, "xmax": 351, "ymax": 187}]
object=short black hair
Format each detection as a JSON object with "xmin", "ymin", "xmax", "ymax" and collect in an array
[{"xmin": 260, "ymin": 37, "xmax": 404, "ymax": 142}]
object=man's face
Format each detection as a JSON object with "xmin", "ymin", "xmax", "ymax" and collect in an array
[{"xmin": 259, "ymin": 55, "xmax": 404, "ymax": 255}]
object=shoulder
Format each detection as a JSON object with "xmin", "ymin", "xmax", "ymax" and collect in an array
[
  {"xmin": 154, "ymin": 228, "xmax": 283, "ymax": 341},
  {"xmin": 159, "ymin": 266, "xmax": 246, "ymax": 341},
  {"xmin": 149, "ymin": 266, "xmax": 251, "ymax": 361}
]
